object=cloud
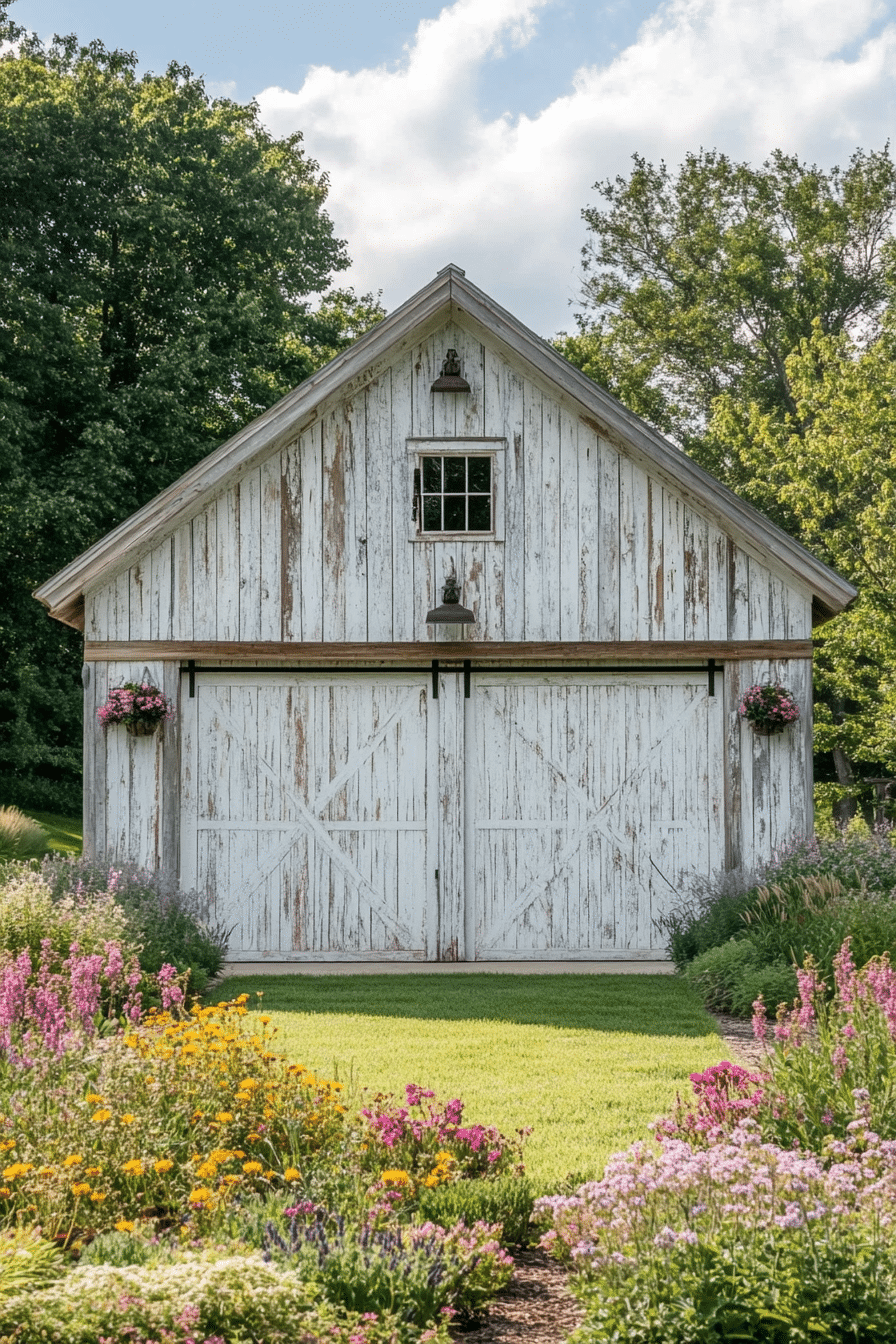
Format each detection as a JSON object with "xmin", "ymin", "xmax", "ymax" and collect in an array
[{"xmin": 256, "ymin": 0, "xmax": 896, "ymax": 334}]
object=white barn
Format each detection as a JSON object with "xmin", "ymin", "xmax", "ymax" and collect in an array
[{"xmin": 35, "ymin": 265, "xmax": 856, "ymax": 963}]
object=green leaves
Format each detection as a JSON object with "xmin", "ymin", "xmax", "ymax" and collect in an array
[{"xmin": 0, "ymin": 26, "xmax": 379, "ymax": 808}]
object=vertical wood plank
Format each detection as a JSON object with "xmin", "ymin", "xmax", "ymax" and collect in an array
[
  {"xmin": 216, "ymin": 487, "xmax": 240, "ymax": 640},
  {"xmin": 172, "ymin": 520, "xmax": 193, "ymax": 640},
  {"xmin": 558, "ymin": 404, "xmax": 579, "ymax": 640},
  {"xmin": 485, "ymin": 348, "xmax": 524, "ymax": 640},
  {"xmin": 683, "ymin": 507, "xmax": 710, "ymax": 640},
  {"xmin": 522, "ymin": 381, "xmax": 543, "ymax": 640},
  {"xmin": 160, "ymin": 661, "xmax": 181, "ymax": 888},
  {"xmin": 300, "ymin": 426, "xmax": 324, "ymax": 641},
  {"xmin": 727, "ymin": 541, "xmax": 751, "ymax": 640},
  {"xmin": 647, "ymin": 476, "xmax": 665, "ymax": 639},
  {"xmin": 438, "ymin": 670, "xmax": 465, "ymax": 959},
  {"xmin": 577, "ymin": 420, "xmax": 600, "ymax": 639},
  {"xmin": 239, "ymin": 468, "xmax": 262, "ymax": 641},
  {"xmin": 192, "ymin": 504, "xmax": 217, "ymax": 641},
  {"xmin": 259, "ymin": 456, "xmax": 282, "ymax": 640},
  {"xmin": 663, "ymin": 488, "xmax": 684, "ymax": 639},
  {"xmin": 597, "ymin": 440, "xmax": 620, "ymax": 640},
  {"xmin": 365, "ymin": 374, "xmax": 394, "ymax": 641}
]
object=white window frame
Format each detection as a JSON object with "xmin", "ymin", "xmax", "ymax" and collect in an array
[{"xmin": 406, "ymin": 438, "xmax": 506, "ymax": 543}]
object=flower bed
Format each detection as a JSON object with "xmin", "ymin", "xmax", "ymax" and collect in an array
[
  {"xmin": 537, "ymin": 936, "xmax": 896, "ymax": 1342},
  {"xmin": 0, "ymin": 861, "xmax": 529, "ymax": 1343}
]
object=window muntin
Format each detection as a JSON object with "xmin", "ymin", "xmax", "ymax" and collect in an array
[{"xmin": 419, "ymin": 455, "xmax": 492, "ymax": 533}]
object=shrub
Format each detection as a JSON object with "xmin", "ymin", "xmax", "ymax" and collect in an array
[
  {"xmin": 359, "ymin": 1085, "xmax": 527, "ymax": 1193},
  {"xmin": 262, "ymin": 1208, "xmax": 512, "ymax": 1327},
  {"xmin": 537, "ymin": 1124, "xmax": 896, "ymax": 1344},
  {"xmin": 681, "ymin": 939, "xmax": 798, "ymax": 1016},
  {"xmin": 415, "ymin": 1173, "xmax": 535, "ymax": 1247},
  {"xmin": 0, "ymin": 1250, "xmax": 427, "ymax": 1344},
  {"xmin": 0, "ymin": 871, "xmax": 129, "ymax": 965},
  {"xmin": 43, "ymin": 859, "xmax": 228, "ymax": 996},
  {"xmin": 0, "ymin": 808, "xmax": 49, "ymax": 863}
]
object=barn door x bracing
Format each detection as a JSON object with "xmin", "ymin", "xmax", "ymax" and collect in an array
[{"xmin": 180, "ymin": 669, "xmax": 725, "ymax": 960}]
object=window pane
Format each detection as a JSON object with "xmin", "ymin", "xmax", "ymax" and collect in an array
[
  {"xmin": 467, "ymin": 457, "xmax": 491, "ymax": 493},
  {"xmin": 467, "ymin": 495, "xmax": 492, "ymax": 531},
  {"xmin": 443, "ymin": 495, "xmax": 466, "ymax": 531},
  {"xmin": 422, "ymin": 457, "xmax": 442, "ymax": 492},
  {"xmin": 423, "ymin": 496, "xmax": 442, "ymax": 531},
  {"xmin": 444, "ymin": 457, "xmax": 466, "ymax": 492}
]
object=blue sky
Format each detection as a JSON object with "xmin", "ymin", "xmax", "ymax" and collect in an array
[{"xmin": 9, "ymin": 0, "xmax": 896, "ymax": 333}]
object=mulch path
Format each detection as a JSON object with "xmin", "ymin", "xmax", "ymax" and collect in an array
[{"xmin": 452, "ymin": 1013, "xmax": 764, "ymax": 1343}]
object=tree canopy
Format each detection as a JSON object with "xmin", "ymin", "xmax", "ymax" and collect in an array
[
  {"xmin": 566, "ymin": 147, "xmax": 896, "ymax": 820},
  {"xmin": 0, "ymin": 10, "xmax": 384, "ymax": 810}
]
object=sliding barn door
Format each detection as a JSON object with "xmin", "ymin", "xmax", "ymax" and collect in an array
[
  {"xmin": 468, "ymin": 672, "xmax": 725, "ymax": 958},
  {"xmin": 181, "ymin": 673, "xmax": 436, "ymax": 959}
]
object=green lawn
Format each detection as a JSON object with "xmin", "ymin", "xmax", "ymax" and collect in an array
[
  {"xmin": 24, "ymin": 810, "xmax": 83, "ymax": 855},
  {"xmin": 217, "ymin": 972, "xmax": 725, "ymax": 1189}
]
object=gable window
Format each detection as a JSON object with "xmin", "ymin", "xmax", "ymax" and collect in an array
[
  {"xmin": 407, "ymin": 437, "xmax": 505, "ymax": 542},
  {"xmin": 418, "ymin": 455, "xmax": 492, "ymax": 533}
]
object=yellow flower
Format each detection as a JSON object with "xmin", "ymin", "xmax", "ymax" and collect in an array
[
  {"xmin": 91, "ymin": 1109, "xmax": 112, "ymax": 1124},
  {"xmin": 242, "ymin": 1161, "xmax": 263, "ymax": 1175},
  {"xmin": 381, "ymin": 1170, "xmax": 411, "ymax": 1187},
  {"xmin": 284, "ymin": 1167, "xmax": 301, "ymax": 1181},
  {"xmin": 2, "ymin": 1163, "xmax": 33, "ymax": 1180},
  {"xmin": 188, "ymin": 1187, "xmax": 213, "ymax": 1204},
  {"xmin": 258, "ymin": 1015, "xmax": 271, "ymax": 1025},
  {"xmin": 114, "ymin": 1220, "xmax": 135, "ymax": 1233},
  {"xmin": 222, "ymin": 1174, "xmax": 240, "ymax": 1186},
  {"xmin": 196, "ymin": 1162, "xmax": 218, "ymax": 1180},
  {"xmin": 0, "ymin": 1140, "xmax": 16, "ymax": 1152},
  {"xmin": 122, "ymin": 1159, "xmax": 144, "ymax": 1177},
  {"xmin": 153, "ymin": 1160, "xmax": 174, "ymax": 1174},
  {"xmin": 63, "ymin": 1155, "xmax": 83, "ymax": 1168},
  {"xmin": 214, "ymin": 1112, "xmax": 233, "ymax": 1124},
  {"xmin": 37, "ymin": 1166, "xmax": 54, "ymax": 1177},
  {"xmin": 238, "ymin": 1079, "xmax": 259, "ymax": 1091},
  {"xmin": 71, "ymin": 1182, "xmax": 91, "ymax": 1196},
  {"xmin": 90, "ymin": 1192, "xmax": 107, "ymax": 1203},
  {"xmin": 120, "ymin": 1114, "xmax": 136, "ymax": 1125},
  {"xmin": 0, "ymin": 1188, "xmax": 9, "ymax": 1198},
  {"xmin": 85, "ymin": 1093, "xmax": 104, "ymax": 1104},
  {"xmin": 86, "ymin": 1166, "xmax": 102, "ymax": 1176}
]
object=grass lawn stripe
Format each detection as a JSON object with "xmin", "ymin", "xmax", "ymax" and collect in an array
[{"xmin": 217, "ymin": 973, "xmax": 725, "ymax": 1188}]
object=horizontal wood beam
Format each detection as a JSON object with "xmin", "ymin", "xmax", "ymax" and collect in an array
[{"xmin": 84, "ymin": 639, "xmax": 814, "ymax": 665}]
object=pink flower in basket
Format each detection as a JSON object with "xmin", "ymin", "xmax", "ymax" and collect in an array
[
  {"xmin": 97, "ymin": 682, "xmax": 174, "ymax": 736},
  {"xmin": 737, "ymin": 682, "xmax": 800, "ymax": 735}
]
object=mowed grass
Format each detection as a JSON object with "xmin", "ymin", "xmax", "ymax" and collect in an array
[
  {"xmin": 26, "ymin": 810, "xmax": 83, "ymax": 855},
  {"xmin": 217, "ymin": 972, "xmax": 726, "ymax": 1189}
]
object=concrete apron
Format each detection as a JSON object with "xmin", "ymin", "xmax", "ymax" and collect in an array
[{"xmin": 221, "ymin": 960, "xmax": 675, "ymax": 977}]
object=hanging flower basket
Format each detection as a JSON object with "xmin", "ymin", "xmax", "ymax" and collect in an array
[
  {"xmin": 737, "ymin": 683, "xmax": 800, "ymax": 736},
  {"xmin": 97, "ymin": 683, "xmax": 173, "ymax": 736}
]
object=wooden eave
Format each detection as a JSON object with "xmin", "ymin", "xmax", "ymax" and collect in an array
[{"xmin": 34, "ymin": 263, "xmax": 857, "ymax": 632}]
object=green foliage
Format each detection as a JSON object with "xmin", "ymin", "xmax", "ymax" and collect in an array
[
  {"xmin": 0, "ymin": 807, "xmax": 49, "ymax": 862},
  {"xmin": 415, "ymin": 1173, "xmax": 535, "ymax": 1246},
  {"xmin": 0, "ymin": 1228, "xmax": 63, "ymax": 1299},
  {"xmin": 570, "ymin": 1236, "xmax": 896, "ymax": 1344},
  {"xmin": 681, "ymin": 940, "xmax": 797, "ymax": 1017},
  {"xmin": 0, "ymin": 869, "xmax": 128, "ymax": 962},
  {"xmin": 666, "ymin": 835, "xmax": 896, "ymax": 1016},
  {"xmin": 0, "ymin": 14, "xmax": 381, "ymax": 810},
  {"xmin": 43, "ymin": 858, "xmax": 226, "ymax": 994},
  {"xmin": 0, "ymin": 1251, "xmax": 422, "ymax": 1344},
  {"xmin": 572, "ymin": 146, "xmax": 896, "ymax": 797}
]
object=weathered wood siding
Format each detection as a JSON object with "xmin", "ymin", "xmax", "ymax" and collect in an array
[
  {"xmin": 85, "ymin": 659, "xmax": 812, "ymax": 958},
  {"xmin": 83, "ymin": 317, "xmax": 813, "ymax": 647}
]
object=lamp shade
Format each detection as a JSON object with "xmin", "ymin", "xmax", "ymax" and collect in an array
[{"xmin": 426, "ymin": 576, "xmax": 474, "ymax": 624}]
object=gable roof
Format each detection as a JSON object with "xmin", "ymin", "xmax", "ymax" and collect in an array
[{"xmin": 35, "ymin": 263, "xmax": 857, "ymax": 630}]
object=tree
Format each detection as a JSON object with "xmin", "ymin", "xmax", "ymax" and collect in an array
[
  {"xmin": 0, "ymin": 11, "xmax": 383, "ymax": 810},
  {"xmin": 569, "ymin": 147, "xmax": 896, "ymax": 820}
]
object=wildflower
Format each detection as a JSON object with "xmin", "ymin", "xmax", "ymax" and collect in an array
[
  {"xmin": 381, "ymin": 1169, "xmax": 411, "ymax": 1187},
  {"xmin": 242, "ymin": 1161, "xmax": 263, "ymax": 1175},
  {"xmin": 89, "ymin": 1192, "xmax": 107, "ymax": 1202},
  {"xmin": 153, "ymin": 1159, "xmax": 174, "ymax": 1174},
  {"xmin": 114, "ymin": 1220, "xmax": 135, "ymax": 1233},
  {"xmin": 120, "ymin": 1114, "xmax": 136, "ymax": 1125},
  {"xmin": 2, "ymin": 1162, "xmax": 33, "ymax": 1182},
  {"xmin": 85, "ymin": 1093, "xmax": 104, "ymax": 1105},
  {"xmin": 122, "ymin": 1159, "xmax": 145, "ymax": 1177},
  {"xmin": 86, "ymin": 1167, "xmax": 102, "ymax": 1176},
  {"xmin": 63, "ymin": 1155, "xmax": 83, "ymax": 1168},
  {"xmin": 214, "ymin": 1112, "xmax": 233, "ymax": 1124},
  {"xmin": 91, "ymin": 1109, "xmax": 112, "ymax": 1123},
  {"xmin": 284, "ymin": 1167, "xmax": 301, "ymax": 1181},
  {"xmin": 71, "ymin": 1183, "xmax": 91, "ymax": 1196},
  {"xmin": 188, "ymin": 1187, "xmax": 213, "ymax": 1204}
]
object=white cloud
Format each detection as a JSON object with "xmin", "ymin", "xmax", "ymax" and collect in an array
[{"xmin": 256, "ymin": 0, "xmax": 896, "ymax": 334}]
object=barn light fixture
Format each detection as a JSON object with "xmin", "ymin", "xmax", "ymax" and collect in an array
[
  {"xmin": 431, "ymin": 349, "xmax": 470, "ymax": 393},
  {"xmin": 426, "ymin": 574, "xmax": 475, "ymax": 624}
]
